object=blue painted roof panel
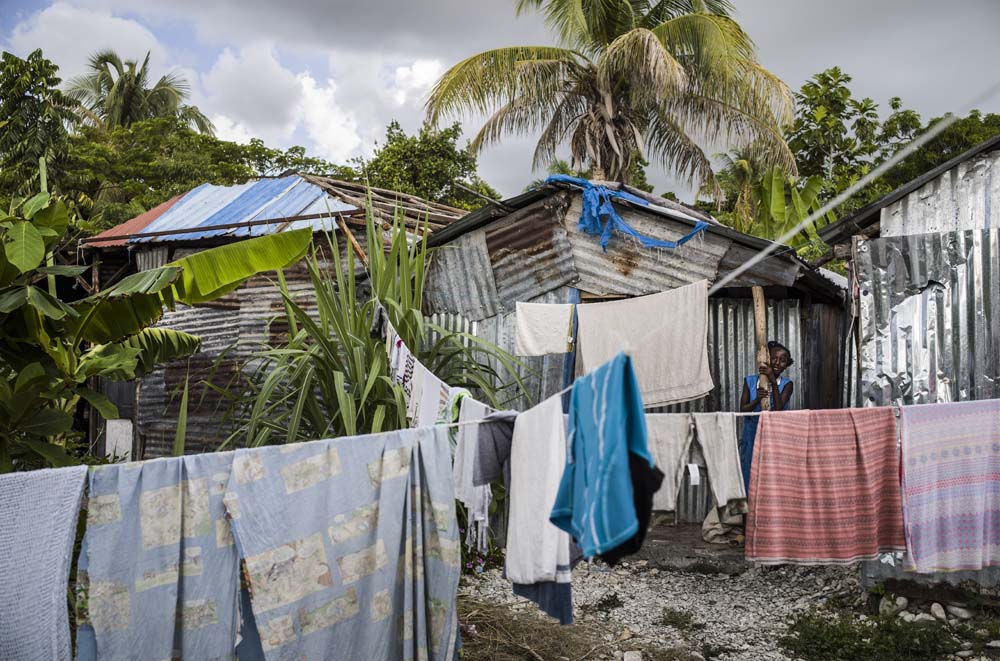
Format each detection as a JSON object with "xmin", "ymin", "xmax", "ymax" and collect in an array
[{"xmin": 133, "ymin": 181, "xmax": 255, "ymax": 243}]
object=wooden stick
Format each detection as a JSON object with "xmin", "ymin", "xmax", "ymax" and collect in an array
[
  {"xmin": 336, "ymin": 214, "xmax": 369, "ymax": 269},
  {"xmin": 752, "ymin": 286, "xmax": 771, "ymax": 411}
]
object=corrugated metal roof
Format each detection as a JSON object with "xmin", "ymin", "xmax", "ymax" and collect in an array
[
  {"xmin": 484, "ymin": 195, "xmax": 577, "ymax": 309},
  {"xmin": 88, "ymin": 194, "xmax": 184, "ymax": 247},
  {"xmin": 91, "ymin": 174, "xmax": 465, "ymax": 248},
  {"xmin": 819, "ymin": 135, "xmax": 1000, "ymax": 246},
  {"xmin": 880, "ymin": 148, "xmax": 1000, "ymax": 238},
  {"xmin": 567, "ymin": 196, "xmax": 730, "ymax": 296}
]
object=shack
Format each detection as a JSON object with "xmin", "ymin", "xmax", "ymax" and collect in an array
[
  {"xmin": 422, "ymin": 178, "xmax": 849, "ymax": 521},
  {"xmin": 818, "ymin": 134, "xmax": 1000, "ymax": 589},
  {"xmin": 83, "ymin": 174, "xmax": 466, "ymax": 459}
]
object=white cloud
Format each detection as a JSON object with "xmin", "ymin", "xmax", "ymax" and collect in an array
[
  {"xmin": 6, "ymin": 2, "xmax": 168, "ymax": 82},
  {"xmin": 201, "ymin": 43, "xmax": 302, "ymax": 142},
  {"xmin": 210, "ymin": 114, "xmax": 255, "ymax": 145},
  {"xmin": 390, "ymin": 59, "xmax": 443, "ymax": 106},
  {"xmin": 295, "ymin": 74, "xmax": 361, "ymax": 163}
]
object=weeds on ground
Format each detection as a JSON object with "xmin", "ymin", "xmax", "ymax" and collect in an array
[
  {"xmin": 458, "ymin": 597, "xmax": 684, "ymax": 661},
  {"xmin": 780, "ymin": 608, "xmax": 953, "ymax": 661},
  {"xmin": 581, "ymin": 591, "xmax": 624, "ymax": 613},
  {"xmin": 659, "ymin": 606, "xmax": 705, "ymax": 632}
]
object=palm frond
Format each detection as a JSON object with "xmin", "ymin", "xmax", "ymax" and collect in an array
[
  {"xmin": 645, "ymin": 111, "xmax": 719, "ymax": 195},
  {"xmin": 425, "ymin": 46, "xmax": 581, "ymax": 124},
  {"xmin": 596, "ymin": 27, "xmax": 687, "ymax": 106}
]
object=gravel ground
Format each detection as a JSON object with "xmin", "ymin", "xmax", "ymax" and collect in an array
[{"xmin": 459, "ymin": 560, "xmax": 862, "ymax": 660}]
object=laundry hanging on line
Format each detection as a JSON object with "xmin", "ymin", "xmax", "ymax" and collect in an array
[
  {"xmin": 551, "ymin": 351, "xmax": 662, "ymax": 561},
  {"xmin": 646, "ymin": 412, "xmax": 745, "ymax": 514},
  {"xmin": 453, "ymin": 396, "xmax": 492, "ymax": 553},
  {"xmin": 576, "ymin": 280, "xmax": 714, "ymax": 408},
  {"xmin": 76, "ymin": 452, "xmax": 240, "ymax": 661},
  {"xmin": 514, "ymin": 301, "xmax": 575, "ymax": 356},
  {"xmin": 225, "ymin": 427, "xmax": 460, "ymax": 660},
  {"xmin": 0, "ymin": 465, "xmax": 87, "ymax": 661},
  {"xmin": 900, "ymin": 399, "xmax": 1000, "ymax": 573},
  {"xmin": 746, "ymin": 408, "xmax": 905, "ymax": 565}
]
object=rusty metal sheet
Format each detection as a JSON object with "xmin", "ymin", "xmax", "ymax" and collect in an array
[
  {"xmin": 564, "ymin": 196, "xmax": 730, "ymax": 296},
  {"xmin": 484, "ymin": 197, "xmax": 577, "ymax": 310},
  {"xmin": 857, "ymin": 228, "xmax": 1000, "ymax": 406},
  {"xmin": 716, "ymin": 242, "xmax": 800, "ymax": 288},
  {"xmin": 424, "ymin": 229, "xmax": 500, "ymax": 321}
]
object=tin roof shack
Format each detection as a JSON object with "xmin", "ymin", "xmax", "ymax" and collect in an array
[
  {"xmin": 82, "ymin": 174, "xmax": 465, "ymax": 459},
  {"xmin": 818, "ymin": 135, "xmax": 1000, "ymax": 408},
  {"xmin": 819, "ymin": 136, "xmax": 1000, "ymax": 591},
  {"xmin": 422, "ymin": 179, "xmax": 848, "ymax": 521}
]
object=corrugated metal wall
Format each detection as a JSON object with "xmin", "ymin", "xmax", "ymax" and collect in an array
[
  {"xmin": 880, "ymin": 148, "xmax": 1000, "ymax": 237},
  {"xmin": 857, "ymin": 228, "xmax": 1000, "ymax": 406}
]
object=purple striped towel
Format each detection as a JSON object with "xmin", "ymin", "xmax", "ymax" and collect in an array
[{"xmin": 902, "ymin": 399, "xmax": 1000, "ymax": 573}]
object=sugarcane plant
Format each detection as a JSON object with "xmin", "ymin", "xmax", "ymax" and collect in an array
[{"xmin": 219, "ymin": 205, "xmax": 528, "ymax": 448}]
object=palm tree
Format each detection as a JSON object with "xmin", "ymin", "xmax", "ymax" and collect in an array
[
  {"xmin": 68, "ymin": 50, "xmax": 214, "ymax": 134},
  {"xmin": 426, "ymin": 0, "xmax": 795, "ymax": 196},
  {"xmin": 702, "ymin": 146, "xmax": 764, "ymax": 233}
]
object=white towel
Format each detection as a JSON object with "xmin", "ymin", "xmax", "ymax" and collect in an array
[
  {"xmin": 692, "ymin": 413, "xmax": 745, "ymax": 506},
  {"xmin": 646, "ymin": 414, "xmax": 694, "ymax": 511},
  {"xmin": 514, "ymin": 302, "xmax": 574, "ymax": 356},
  {"xmin": 0, "ymin": 465, "xmax": 87, "ymax": 660},
  {"xmin": 576, "ymin": 280, "xmax": 713, "ymax": 407},
  {"xmin": 453, "ymin": 397, "xmax": 493, "ymax": 552},
  {"xmin": 506, "ymin": 394, "xmax": 571, "ymax": 584}
]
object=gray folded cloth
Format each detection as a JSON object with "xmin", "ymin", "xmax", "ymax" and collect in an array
[{"xmin": 472, "ymin": 410, "xmax": 518, "ymax": 487}]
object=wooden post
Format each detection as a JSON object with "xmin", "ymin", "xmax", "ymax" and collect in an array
[{"xmin": 752, "ymin": 286, "xmax": 771, "ymax": 411}]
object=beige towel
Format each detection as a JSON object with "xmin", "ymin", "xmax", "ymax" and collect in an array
[
  {"xmin": 646, "ymin": 414, "xmax": 694, "ymax": 511},
  {"xmin": 514, "ymin": 302, "xmax": 574, "ymax": 356},
  {"xmin": 692, "ymin": 413, "xmax": 746, "ymax": 507},
  {"xmin": 576, "ymin": 280, "xmax": 713, "ymax": 407}
]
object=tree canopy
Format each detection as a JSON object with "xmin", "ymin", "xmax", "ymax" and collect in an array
[
  {"xmin": 357, "ymin": 121, "xmax": 500, "ymax": 210},
  {"xmin": 427, "ymin": 0, "xmax": 794, "ymax": 193},
  {"xmin": 68, "ymin": 49, "xmax": 213, "ymax": 134}
]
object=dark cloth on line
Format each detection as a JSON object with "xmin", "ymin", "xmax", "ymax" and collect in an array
[
  {"xmin": 599, "ymin": 452, "xmax": 665, "ymax": 566},
  {"xmin": 472, "ymin": 410, "xmax": 518, "ymax": 487}
]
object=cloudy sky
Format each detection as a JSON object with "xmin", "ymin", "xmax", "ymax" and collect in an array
[{"xmin": 3, "ymin": 0, "xmax": 999, "ymax": 199}]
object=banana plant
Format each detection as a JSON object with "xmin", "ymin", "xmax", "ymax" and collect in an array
[
  {"xmin": 752, "ymin": 168, "xmax": 837, "ymax": 248},
  {"xmin": 0, "ymin": 186, "xmax": 312, "ymax": 471}
]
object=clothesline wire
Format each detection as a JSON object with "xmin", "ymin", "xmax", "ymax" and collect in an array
[{"xmin": 707, "ymin": 76, "xmax": 1000, "ymax": 295}]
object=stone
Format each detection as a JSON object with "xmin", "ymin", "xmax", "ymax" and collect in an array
[
  {"xmin": 956, "ymin": 652, "xmax": 974, "ymax": 659},
  {"xmin": 901, "ymin": 612, "xmax": 916, "ymax": 623},
  {"xmin": 623, "ymin": 652, "xmax": 643, "ymax": 661},
  {"xmin": 962, "ymin": 642, "xmax": 974, "ymax": 650},
  {"xmin": 986, "ymin": 640, "xmax": 1000, "ymax": 648},
  {"xmin": 947, "ymin": 605, "xmax": 974, "ymax": 620},
  {"xmin": 913, "ymin": 613, "xmax": 937, "ymax": 624},
  {"xmin": 617, "ymin": 628, "xmax": 635, "ymax": 642},
  {"xmin": 879, "ymin": 596, "xmax": 897, "ymax": 616},
  {"xmin": 931, "ymin": 602, "xmax": 948, "ymax": 622},
  {"xmin": 895, "ymin": 596, "xmax": 909, "ymax": 611},
  {"xmin": 687, "ymin": 653, "xmax": 706, "ymax": 661}
]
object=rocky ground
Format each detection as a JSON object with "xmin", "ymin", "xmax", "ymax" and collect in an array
[
  {"xmin": 460, "ymin": 560, "xmax": 861, "ymax": 660},
  {"xmin": 458, "ymin": 528, "xmax": 1000, "ymax": 661}
]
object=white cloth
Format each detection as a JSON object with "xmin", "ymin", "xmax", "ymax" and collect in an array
[
  {"xmin": 576, "ymin": 280, "xmax": 714, "ymax": 407},
  {"xmin": 453, "ymin": 397, "xmax": 493, "ymax": 552},
  {"xmin": 0, "ymin": 465, "xmax": 87, "ymax": 660},
  {"xmin": 646, "ymin": 414, "xmax": 694, "ymax": 511},
  {"xmin": 506, "ymin": 394, "xmax": 571, "ymax": 584},
  {"xmin": 514, "ymin": 302, "xmax": 574, "ymax": 356},
  {"xmin": 692, "ymin": 413, "xmax": 745, "ymax": 506},
  {"xmin": 419, "ymin": 369, "xmax": 449, "ymax": 428}
]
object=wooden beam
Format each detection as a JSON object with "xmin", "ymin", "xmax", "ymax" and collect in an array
[
  {"xmin": 336, "ymin": 215, "xmax": 369, "ymax": 269},
  {"xmin": 752, "ymin": 285, "xmax": 771, "ymax": 411}
]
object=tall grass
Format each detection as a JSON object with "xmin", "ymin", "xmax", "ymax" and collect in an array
[{"xmin": 219, "ymin": 206, "xmax": 526, "ymax": 448}]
